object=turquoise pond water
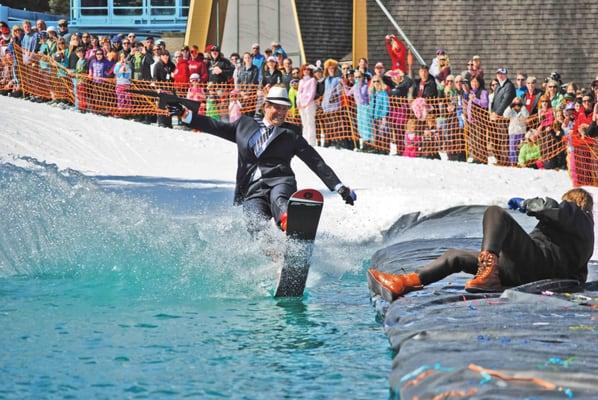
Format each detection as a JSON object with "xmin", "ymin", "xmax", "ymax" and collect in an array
[{"xmin": 0, "ymin": 161, "xmax": 392, "ymax": 399}]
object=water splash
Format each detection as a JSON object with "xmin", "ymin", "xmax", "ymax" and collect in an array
[{"xmin": 0, "ymin": 158, "xmax": 283, "ymax": 299}]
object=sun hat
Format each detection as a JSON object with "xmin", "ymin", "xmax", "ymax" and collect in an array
[{"xmin": 265, "ymin": 86, "xmax": 292, "ymax": 107}]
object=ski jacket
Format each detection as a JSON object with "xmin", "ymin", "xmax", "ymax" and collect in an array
[{"xmin": 528, "ymin": 198, "xmax": 594, "ymax": 283}]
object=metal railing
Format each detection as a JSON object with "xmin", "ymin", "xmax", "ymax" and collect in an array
[{"xmin": 69, "ymin": 0, "xmax": 190, "ymax": 29}]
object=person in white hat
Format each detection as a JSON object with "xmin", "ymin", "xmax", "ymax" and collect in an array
[{"xmin": 175, "ymin": 85, "xmax": 356, "ymax": 233}]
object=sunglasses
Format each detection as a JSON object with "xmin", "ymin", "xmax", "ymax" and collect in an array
[
  {"xmin": 516, "ymin": 78, "xmax": 525, "ymax": 81},
  {"xmin": 548, "ymin": 85, "xmax": 557, "ymax": 88},
  {"xmin": 512, "ymin": 103, "xmax": 522, "ymax": 107},
  {"xmin": 582, "ymin": 99, "xmax": 592, "ymax": 103},
  {"xmin": 59, "ymin": 23, "xmax": 67, "ymax": 27}
]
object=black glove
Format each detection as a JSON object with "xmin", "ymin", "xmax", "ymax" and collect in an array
[
  {"xmin": 523, "ymin": 197, "xmax": 559, "ymax": 216},
  {"xmin": 338, "ymin": 185, "xmax": 356, "ymax": 206},
  {"xmin": 167, "ymin": 102, "xmax": 184, "ymax": 117}
]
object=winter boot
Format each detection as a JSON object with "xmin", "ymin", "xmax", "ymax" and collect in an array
[
  {"xmin": 465, "ymin": 250, "xmax": 502, "ymax": 292},
  {"xmin": 367, "ymin": 269, "xmax": 423, "ymax": 302}
]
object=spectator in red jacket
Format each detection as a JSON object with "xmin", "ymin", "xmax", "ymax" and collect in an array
[
  {"xmin": 385, "ymin": 34, "xmax": 407, "ymax": 74},
  {"xmin": 173, "ymin": 50, "xmax": 190, "ymax": 89},
  {"xmin": 188, "ymin": 45, "xmax": 208, "ymax": 83},
  {"xmin": 572, "ymin": 93, "xmax": 595, "ymax": 140}
]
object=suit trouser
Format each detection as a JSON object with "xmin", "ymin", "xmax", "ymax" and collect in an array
[
  {"xmin": 242, "ymin": 182, "xmax": 296, "ymax": 234},
  {"xmin": 417, "ymin": 206, "xmax": 561, "ymax": 287}
]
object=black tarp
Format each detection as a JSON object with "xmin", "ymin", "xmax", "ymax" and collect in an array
[{"xmin": 370, "ymin": 206, "xmax": 598, "ymax": 399}]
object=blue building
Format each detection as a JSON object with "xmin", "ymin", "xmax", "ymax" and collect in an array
[{"xmin": 69, "ymin": 0, "xmax": 190, "ymax": 33}]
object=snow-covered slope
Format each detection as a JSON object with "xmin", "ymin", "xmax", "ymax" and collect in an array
[{"xmin": 1, "ymin": 96, "xmax": 596, "ymax": 257}]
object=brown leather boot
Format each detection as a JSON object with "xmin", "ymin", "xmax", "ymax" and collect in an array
[
  {"xmin": 367, "ymin": 269, "xmax": 423, "ymax": 301},
  {"xmin": 465, "ymin": 250, "xmax": 502, "ymax": 292}
]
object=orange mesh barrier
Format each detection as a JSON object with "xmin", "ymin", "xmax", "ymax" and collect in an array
[
  {"xmin": 569, "ymin": 135, "xmax": 598, "ymax": 186},
  {"xmin": 7, "ymin": 44, "xmax": 597, "ymax": 187}
]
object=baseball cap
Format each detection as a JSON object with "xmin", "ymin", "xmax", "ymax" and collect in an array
[
  {"xmin": 436, "ymin": 48, "xmax": 446, "ymax": 55},
  {"xmin": 209, "ymin": 45, "xmax": 220, "ymax": 52},
  {"xmin": 251, "ymin": 43, "xmax": 260, "ymax": 49},
  {"xmin": 496, "ymin": 67, "xmax": 508, "ymax": 74},
  {"xmin": 267, "ymin": 56, "xmax": 277, "ymax": 63},
  {"xmin": 189, "ymin": 73, "xmax": 200, "ymax": 81}
]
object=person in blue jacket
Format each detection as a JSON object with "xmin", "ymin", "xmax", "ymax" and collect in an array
[{"xmin": 368, "ymin": 188, "xmax": 594, "ymax": 301}]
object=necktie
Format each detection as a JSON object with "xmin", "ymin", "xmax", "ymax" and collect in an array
[{"xmin": 254, "ymin": 122, "xmax": 274, "ymax": 157}]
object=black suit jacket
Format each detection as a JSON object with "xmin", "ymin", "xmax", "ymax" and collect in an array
[{"xmin": 187, "ymin": 114, "xmax": 342, "ymax": 204}]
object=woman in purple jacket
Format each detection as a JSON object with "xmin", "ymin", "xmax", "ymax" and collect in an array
[{"xmin": 87, "ymin": 49, "xmax": 111, "ymax": 112}]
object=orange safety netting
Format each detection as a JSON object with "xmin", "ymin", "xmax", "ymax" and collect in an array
[{"xmin": 6, "ymin": 44, "xmax": 597, "ymax": 187}]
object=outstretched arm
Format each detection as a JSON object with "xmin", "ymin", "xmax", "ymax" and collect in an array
[
  {"xmin": 526, "ymin": 198, "xmax": 592, "ymax": 236},
  {"xmin": 295, "ymin": 135, "xmax": 356, "ymax": 205},
  {"xmin": 181, "ymin": 110, "xmax": 237, "ymax": 142}
]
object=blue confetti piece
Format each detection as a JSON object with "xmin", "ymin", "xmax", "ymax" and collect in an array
[
  {"xmin": 479, "ymin": 371, "xmax": 492, "ymax": 384},
  {"xmin": 400, "ymin": 365, "xmax": 430, "ymax": 383}
]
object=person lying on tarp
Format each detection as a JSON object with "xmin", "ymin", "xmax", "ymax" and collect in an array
[{"xmin": 368, "ymin": 188, "xmax": 594, "ymax": 301}]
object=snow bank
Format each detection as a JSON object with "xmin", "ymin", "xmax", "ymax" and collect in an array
[{"xmin": 1, "ymin": 96, "xmax": 596, "ymax": 257}]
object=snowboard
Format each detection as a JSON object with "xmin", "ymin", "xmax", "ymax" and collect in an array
[{"xmin": 274, "ymin": 189, "xmax": 324, "ymax": 297}]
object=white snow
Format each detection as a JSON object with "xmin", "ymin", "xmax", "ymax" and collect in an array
[{"xmin": 1, "ymin": 95, "xmax": 596, "ymax": 258}]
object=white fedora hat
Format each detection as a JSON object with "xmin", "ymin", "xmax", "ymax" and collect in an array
[{"xmin": 265, "ymin": 86, "xmax": 292, "ymax": 107}]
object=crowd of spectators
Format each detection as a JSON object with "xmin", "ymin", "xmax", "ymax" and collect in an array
[{"xmin": 1, "ymin": 19, "xmax": 597, "ymax": 173}]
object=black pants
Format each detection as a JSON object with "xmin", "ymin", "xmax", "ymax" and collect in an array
[
  {"xmin": 157, "ymin": 114, "xmax": 172, "ymax": 128},
  {"xmin": 242, "ymin": 182, "xmax": 296, "ymax": 236},
  {"xmin": 418, "ymin": 206, "xmax": 561, "ymax": 287}
]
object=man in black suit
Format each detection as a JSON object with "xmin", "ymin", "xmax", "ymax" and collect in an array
[
  {"xmin": 177, "ymin": 86, "xmax": 356, "ymax": 233},
  {"xmin": 491, "ymin": 67, "xmax": 516, "ymax": 115}
]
